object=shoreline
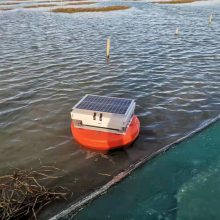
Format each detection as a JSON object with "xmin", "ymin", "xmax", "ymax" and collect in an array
[{"xmin": 50, "ymin": 115, "xmax": 220, "ymax": 220}]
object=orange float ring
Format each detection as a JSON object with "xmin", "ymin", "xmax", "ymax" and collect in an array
[{"xmin": 71, "ymin": 115, "xmax": 140, "ymax": 151}]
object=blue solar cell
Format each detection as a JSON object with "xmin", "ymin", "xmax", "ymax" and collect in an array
[{"xmin": 75, "ymin": 95, "xmax": 132, "ymax": 114}]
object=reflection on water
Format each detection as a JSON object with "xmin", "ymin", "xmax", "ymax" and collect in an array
[{"xmin": 0, "ymin": 1, "xmax": 220, "ymax": 218}]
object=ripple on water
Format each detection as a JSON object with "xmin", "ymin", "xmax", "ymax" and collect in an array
[{"xmin": 0, "ymin": 2, "xmax": 220, "ymax": 218}]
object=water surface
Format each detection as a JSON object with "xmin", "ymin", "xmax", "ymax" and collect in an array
[
  {"xmin": 74, "ymin": 120, "xmax": 220, "ymax": 220},
  {"xmin": 0, "ymin": 1, "xmax": 220, "ymax": 218}
]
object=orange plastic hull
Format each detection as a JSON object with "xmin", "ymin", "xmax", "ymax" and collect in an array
[{"xmin": 71, "ymin": 115, "xmax": 140, "ymax": 151}]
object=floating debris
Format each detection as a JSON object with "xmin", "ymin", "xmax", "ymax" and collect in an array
[
  {"xmin": 0, "ymin": 166, "xmax": 70, "ymax": 220},
  {"xmin": 98, "ymin": 173, "xmax": 111, "ymax": 177}
]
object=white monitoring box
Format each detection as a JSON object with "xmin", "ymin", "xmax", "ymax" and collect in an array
[{"xmin": 71, "ymin": 95, "xmax": 136, "ymax": 134}]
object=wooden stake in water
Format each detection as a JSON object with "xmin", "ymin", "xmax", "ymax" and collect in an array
[
  {"xmin": 106, "ymin": 38, "xmax": 110, "ymax": 59},
  {"xmin": 209, "ymin": 14, "xmax": 213, "ymax": 24},
  {"xmin": 175, "ymin": 27, "xmax": 179, "ymax": 35}
]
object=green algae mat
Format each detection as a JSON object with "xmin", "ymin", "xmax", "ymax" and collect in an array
[{"xmin": 73, "ymin": 120, "xmax": 220, "ymax": 220}]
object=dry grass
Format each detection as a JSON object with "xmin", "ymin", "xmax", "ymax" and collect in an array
[
  {"xmin": 66, "ymin": 2, "xmax": 96, "ymax": 5},
  {"xmin": 153, "ymin": 0, "xmax": 202, "ymax": 4},
  {"xmin": 24, "ymin": 3, "xmax": 57, "ymax": 8},
  {"xmin": 52, "ymin": 5, "xmax": 130, "ymax": 13},
  {"xmin": 0, "ymin": 166, "xmax": 70, "ymax": 220}
]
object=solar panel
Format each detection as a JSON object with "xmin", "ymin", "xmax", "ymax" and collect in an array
[{"xmin": 75, "ymin": 95, "xmax": 133, "ymax": 115}]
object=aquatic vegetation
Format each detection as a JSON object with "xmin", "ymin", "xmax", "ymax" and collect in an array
[
  {"xmin": 22, "ymin": 0, "xmax": 94, "ymax": 8},
  {"xmin": 153, "ymin": 0, "xmax": 203, "ymax": 4},
  {"xmin": 52, "ymin": 5, "xmax": 130, "ymax": 13},
  {"xmin": 37, "ymin": 0, "xmax": 93, "ymax": 2},
  {"xmin": 0, "ymin": 2, "xmax": 19, "ymax": 5},
  {"xmin": 24, "ymin": 3, "xmax": 57, "ymax": 8},
  {"xmin": 0, "ymin": 166, "xmax": 70, "ymax": 220},
  {"xmin": 0, "ymin": 0, "xmax": 93, "ymax": 9},
  {"xmin": 64, "ymin": 0, "xmax": 94, "ymax": 1},
  {"xmin": 66, "ymin": 2, "xmax": 97, "ymax": 5},
  {"xmin": 33, "ymin": 0, "xmax": 84, "ymax": 3},
  {"xmin": 0, "ymin": 8, "xmax": 13, "ymax": 10}
]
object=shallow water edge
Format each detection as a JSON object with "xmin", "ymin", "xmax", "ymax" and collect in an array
[{"xmin": 50, "ymin": 114, "xmax": 220, "ymax": 220}]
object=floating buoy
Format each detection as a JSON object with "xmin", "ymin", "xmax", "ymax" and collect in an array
[
  {"xmin": 71, "ymin": 115, "xmax": 140, "ymax": 151},
  {"xmin": 70, "ymin": 95, "xmax": 140, "ymax": 151}
]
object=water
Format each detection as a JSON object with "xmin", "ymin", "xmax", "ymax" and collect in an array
[
  {"xmin": 73, "ymin": 120, "xmax": 220, "ymax": 220},
  {"xmin": 0, "ymin": 0, "xmax": 220, "ymax": 218}
]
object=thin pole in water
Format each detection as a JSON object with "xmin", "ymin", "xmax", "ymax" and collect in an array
[
  {"xmin": 106, "ymin": 38, "xmax": 110, "ymax": 59},
  {"xmin": 209, "ymin": 14, "xmax": 213, "ymax": 24},
  {"xmin": 175, "ymin": 27, "xmax": 179, "ymax": 35}
]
